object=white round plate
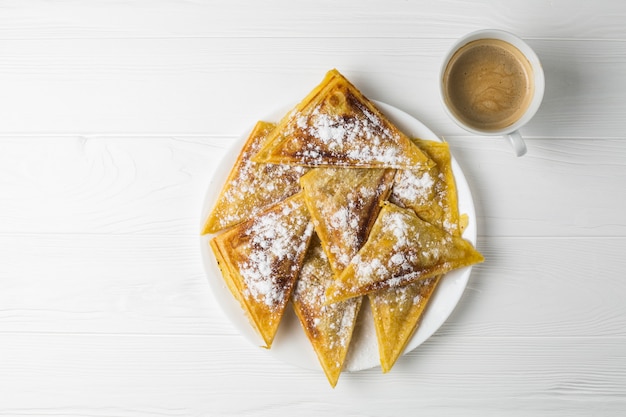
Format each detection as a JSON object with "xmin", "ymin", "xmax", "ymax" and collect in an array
[{"xmin": 199, "ymin": 101, "xmax": 477, "ymax": 372}]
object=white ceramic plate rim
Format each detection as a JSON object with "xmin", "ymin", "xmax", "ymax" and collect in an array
[{"xmin": 199, "ymin": 100, "xmax": 477, "ymax": 372}]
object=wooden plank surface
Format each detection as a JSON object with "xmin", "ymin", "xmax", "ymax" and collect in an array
[
  {"xmin": 1, "ymin": 234, "xmax": 625, "ymax": 337},
  {"xmin": 0, "ymin": 334, "xmax": 623, "ymax": 416},
  {"xmin": 0, "ymin": 0, "xmax": 625, "ymax": 40},
  {"xmin": 0, "ymin": 1, "xmax": 625, "ymax": 416},
  {"xmin": 0, "ymin": 136, "xmax": 624, "ymax": 237},
  {"xmin": 0, "ymin": 234, "xmax": 626, "ymax": 338},
  {"xmin": 0, "ymin": 38, "xmax": 625, "ymax": 137}
]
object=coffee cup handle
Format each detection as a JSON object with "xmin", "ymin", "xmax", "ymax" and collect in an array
[{"xmin": 506, "ymin": 130, "xmax": 527, "ymax": 157}]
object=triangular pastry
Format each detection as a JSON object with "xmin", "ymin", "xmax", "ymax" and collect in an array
[
  {"xmin": 210, "ymin": 193, "xmax": 314, "ymax": 348},
  {"xmin": 390, "ymin": 139, "xmax": 460, "ymax": 233},
  {"xmin": 369, "ymin": 276, "xmax": 440, "ymax": 373},
  {"xmin": 202, "ymin": 121, "xmax": 308, "ymax": 234},
  {"xmin": 369, "ymin": 139, "xmax": 462, "ymax": 372},
  {"xmin": 325, "ymin": 202, "xmax": 483, "ymax": 304},
  {"xmin": 253, "ymin": 69, "xmax": 434, "ymax": 169},
  {"xmin": 300, "ymin": 167, "xmax": 396, "ymax": 275},
  {"xmin": 292, "ymin": 237, "xmax": 362, "ymax": 387}
]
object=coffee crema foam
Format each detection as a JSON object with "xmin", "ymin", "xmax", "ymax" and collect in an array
[{"xmin": 443, "ymin": 38, "xmax": 534, "ymax": 131}]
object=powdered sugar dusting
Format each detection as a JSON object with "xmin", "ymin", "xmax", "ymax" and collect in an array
[
  {"xmin": 302, "ymin": 168, "xmax": 392, "ymax": 274},
  {"xmin": 375, "ymin": 277, "xmax": 436, "ymax": 309},
  {"xmin": 283, "ymin": 97, "xmax": 419, "ymax": 167},
  {"xmin": 294, "ymin": 243, "xmax": 328, "ymax": 307},
  {"xmin": 390, "ymin": 141, "xmax": 461, "ymax": 237},
  {"xmin": 238, "ymin": 198, "xmax": 313, "ymax": 309},
  {"xmin": 293, "ymin": 241, "xmax": 361, "ymax": 351},
  {"xmin": 347, "ymin": 204, "xmax": 458, "ymax": 294},
  {"xmin": 391, "ymin": 170, "xmax": 435, "ymax": 204},
  {"xmin": 353, "ymin": 209, "xmax": 417, "ymax": 286},
  {"xmin": 207, "ymin": 122, "xmax": 308, "ymax": 232},
  {"xmin": 327, "ymin": 184, "xmax": 372, "ymax": 270}
]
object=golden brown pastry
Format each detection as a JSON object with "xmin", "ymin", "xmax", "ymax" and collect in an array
[
  {"xmin": 205, "ymin": 68, "xmax": 483, "ymax": 379},
  {"xmin": 202, "ymin": 121, "xmax": 308, "ymax": 234},
  {"xmin": 369, "ymin": 139, "xmax": 463, "ymax": 372},
  {"xmin": 300, "ymin": 167, "xmax": 396, "ymax": 276},
  {"xmin": 369, "ymin": 276, "xmax": 440, "ymax": 373},
  {"xmin": 292, "ymin": 237, "xmax": 362, "ymax": 387},
  {"xmin": 253, "ymin": 69, "xmax": 434, "ymax": 169},
  {"xmin": 390, "ymin": 139, "xmax": 459, "ymax": 233},
  {"xmin": 325, "ymin": 202, "xmax": 483, "ymax": 304},
  {"xmin": 210, "ymin": 193, "xmax": 314, "ymax": 348}
]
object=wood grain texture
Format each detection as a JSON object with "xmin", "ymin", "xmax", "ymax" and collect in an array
[
  {"xmin": 0, "ymin": 0, "xmax": 625, "ymax": 40},
  {"xmin": 1, "ymin": 234, "xmax": 624, "ymax": 339},
  {"xmin": 446, "ymin": 136, "xmax": 626, "ymax": 237},
  {"xmin": 1, "ymin": 136, "xmax": 624, "ymax": 237},
  {"xmin": 0, "ymin": 38, "xmax": 625, "ymax": 137},
  {"xmin": 0, "ymin": 1, "xmax": 625, "ymax": 416},
  {"xmin": 0, "ymin": 334, "xmax": 623, "ymax": 416},
  {"xmin": 0, "ymin": 136, "xmax": 220, "ymax": 235}
]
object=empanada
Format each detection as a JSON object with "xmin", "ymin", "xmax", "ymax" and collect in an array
[
  {"xmin": 292, "ymin": 237, "xmax": 362, "ymax": 387},
  {"xmin": 390, "ymin": 139, "xmax": 459, "ymax": 233},
  {"xmin": 210, "ymin": 193, "xmax": 314, "ymax": 348},
  {"xmin": 370, "ymin": 139, "xmax": 463, "ymax": 372},
  {"xmin": 326, "ymin": 202, "xmax": 483, "ymax": 304},
  {"xmin": 369, "ymin": 276, "xmax": 440, "ymax": 373},
  {"xmin": 253, "ymin": 69, "xmax": 433, "ymax": 169},
  {"xmin": 202, "ymin": 121, "xmax": 308, "ymax": 234},
  {"xmin": 300, "ymin": 167, "xmax": 395, "ymax": 276}
]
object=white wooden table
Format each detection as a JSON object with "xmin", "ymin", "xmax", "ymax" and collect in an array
[{"xmin": 1, "ymin": 1, "xmax": 625, "ymax": 415}]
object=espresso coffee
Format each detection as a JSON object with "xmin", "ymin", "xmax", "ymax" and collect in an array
[{"xmin": 442, "ymin": 38, "xmax": 534, "ymax": 131}]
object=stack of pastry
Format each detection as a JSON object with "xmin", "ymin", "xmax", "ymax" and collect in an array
[{"xmin": 204, "ymin": 69, "xmax": 484, "ymax": 387}]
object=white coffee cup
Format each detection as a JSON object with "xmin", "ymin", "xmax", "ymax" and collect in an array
[{"xmin": 439, "ymin": 29, "xmax": 544, "ymax": 157}]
